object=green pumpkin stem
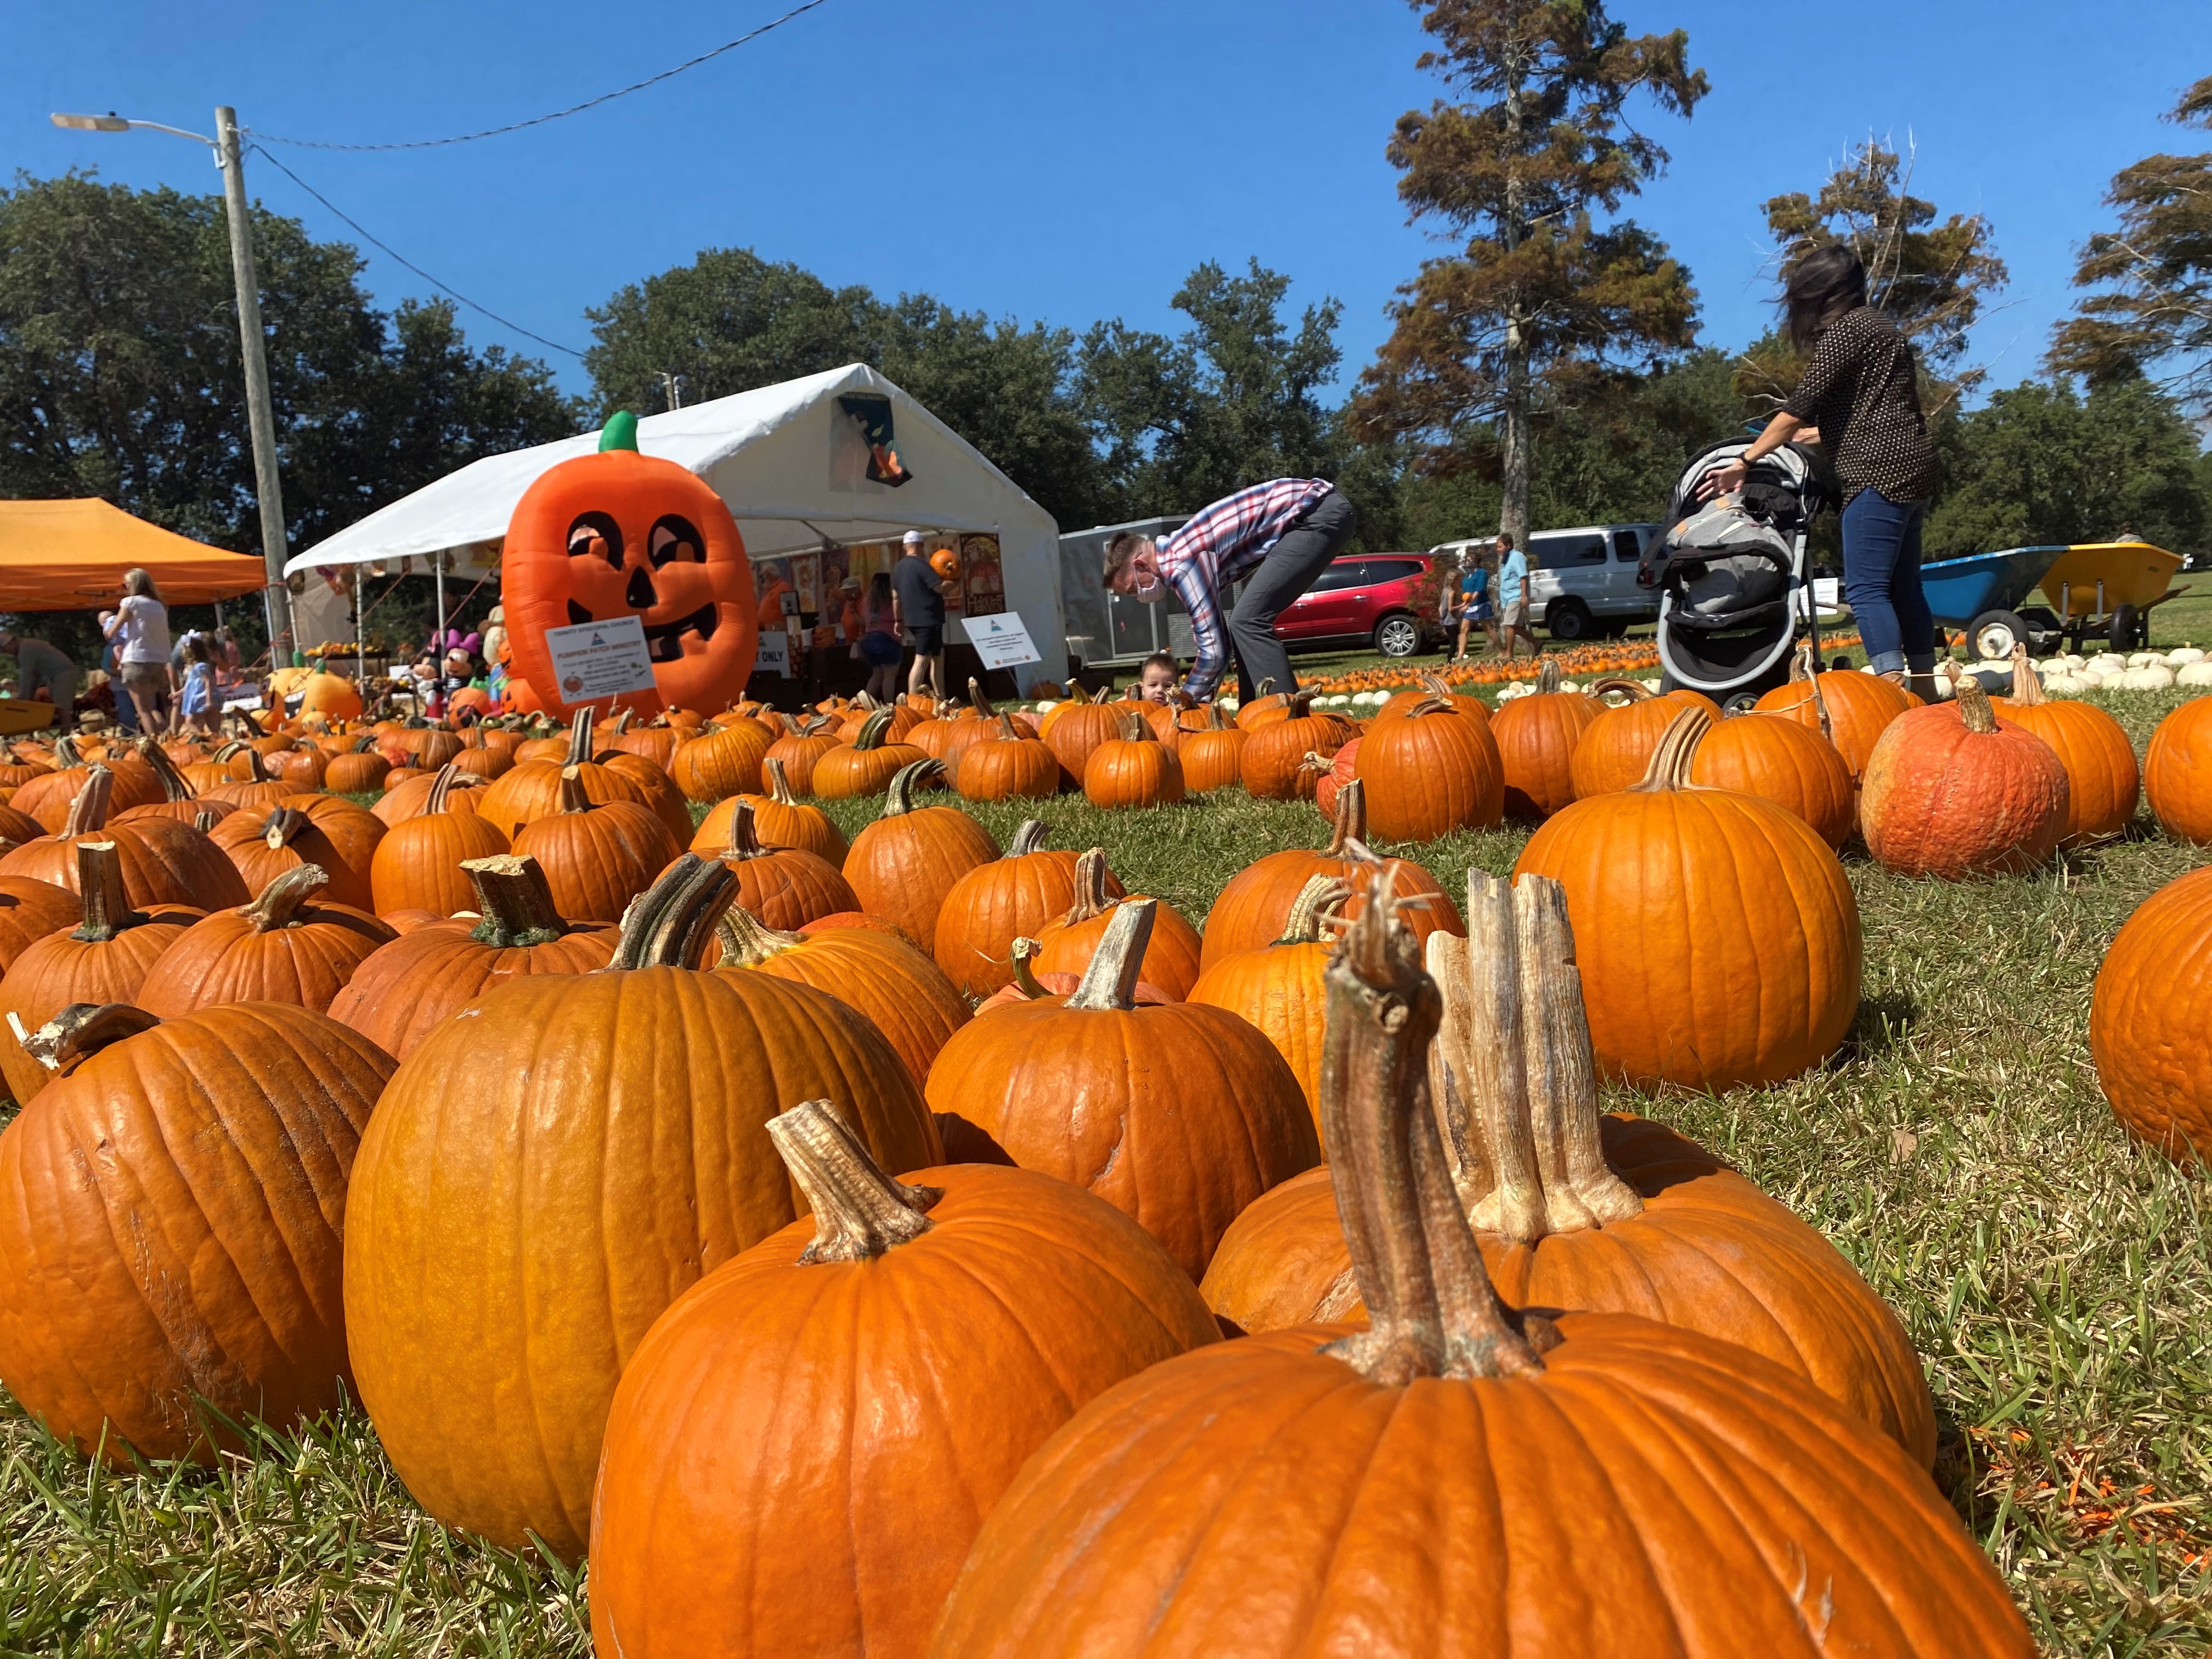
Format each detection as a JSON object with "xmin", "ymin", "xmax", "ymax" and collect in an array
[
  {"xmin": 1007, "ymin": 936, "xmax": 1048, "ymax": 1000},
  {"xmin": 21, "ymin": 1001, "xmax": 161, "ymax": 1075},
  {"xmin": 71, "ymin": 841, "xmax": 146, "ymax": 943},
  {"xmin": 878, "ymin": 758, "xmax": 944, "ymax": 815},
  {"xmin": 713, "ymin": 904, "xmax": 805, "ymax": 969},
  {"xmin": 1318, "ymin": 877, "xmax": 1550, "ymax": 1386},
  {"xmin": 764, "ymin": 755, "xmax": 798, "ymax": 806},
  {"xmin": 460, "ymin": 854, "xmax": 572, "ymax": 948},
  {"xmin": 967, "ymin": 676, "xmax": 998, "ymax": 720},
  {"xmin": 1065, "ymin": 896, "xmax": 1155, "ymax": 1012},
  {"xmin": 610, "ymin": 853, "xmax": 737, "ymax": 970},
  {"xmin": 766, "ymin": 1099, "xmax": 942, "ymax": 1265},
  {"xmin": 850, "ymin": 708, "xmax": 897, "ymax": 752}
]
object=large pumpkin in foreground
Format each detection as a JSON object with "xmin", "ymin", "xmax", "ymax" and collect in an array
[
  {"xmin": 501, "ymin": 410, "xmax": 758, "ymax": 718},
  {"xmin": 0, "ymin": 1002, "xmax": 394, "ymax": 1464},
  {"xmin": 344, "ymin": 856, "xmax": 940, "ymax": 1563},
  {"xmin": 1514, "ymin": 708, "xmax": 1860, "ymax": 1091}
]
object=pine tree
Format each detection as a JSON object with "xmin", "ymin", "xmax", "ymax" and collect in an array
[
  {"xmin": 2049, "ymin": 75, "xmax": 2212, "ymax": 415},
  {"xmin": 1348, "ymin": 0, "xmax": 1707, "ymax": 545}
]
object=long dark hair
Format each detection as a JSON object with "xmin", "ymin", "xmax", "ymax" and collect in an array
[{"xmin": 1784, "ymin": 244, "xmax": 1869, "ymax": 352}]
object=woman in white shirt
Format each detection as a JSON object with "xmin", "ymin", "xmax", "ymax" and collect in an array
[{"xmin": 100, "ymin": 567, "xmax": 174, "ymax": 734}]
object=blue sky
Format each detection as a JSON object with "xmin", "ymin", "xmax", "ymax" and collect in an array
[{"xmin": 9, "ymin": 0, "xmax": 2210, "ymax": 408}]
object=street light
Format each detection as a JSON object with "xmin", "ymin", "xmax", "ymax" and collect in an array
[{"xmin": 49, "ymin": 106, "xmax": 295, "ymax": 663}]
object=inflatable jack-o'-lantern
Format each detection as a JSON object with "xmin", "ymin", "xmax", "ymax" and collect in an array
[{"xmin": 500, "ymin": 411, "xmax": 758, "ymax": 717}]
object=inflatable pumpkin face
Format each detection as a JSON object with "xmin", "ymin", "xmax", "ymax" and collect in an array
[{"xmin": 500, "ymin": 411, "xmax": 758, "ymax": 716}]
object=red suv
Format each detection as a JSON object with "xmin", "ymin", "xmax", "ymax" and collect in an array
[{"xmin": 1272, "ymin": 554, "xmax": 1436, "ymax": 658}]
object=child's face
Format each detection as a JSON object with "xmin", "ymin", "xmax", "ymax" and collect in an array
[{"xmin": 1137, "ymin": 666, "xmax": 1176, "ymax": 704}]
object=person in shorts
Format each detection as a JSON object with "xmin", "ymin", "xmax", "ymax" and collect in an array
[
  {"xmin": 859, "ymin": 572, "xmax": 902, "ymax": 701},
  {"xmin": 100, "ymin": 567, "xmax": 174, "ymax": 733},
  {"xmin": 891, "ymin": 529, "xmax": 947, "ymax": 699},
  {"xmin": 1453, "ymin": 557, "xmax": 1502, "ymax": 662},
  {"xmin": 1496, "ymin": 533, "xmax": 1533, "ymax": 660}
]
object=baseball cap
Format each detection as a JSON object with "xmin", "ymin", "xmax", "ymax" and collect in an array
[{"xmin": 902, "ymin": 530, "xmax": 926, "ymax": 546}]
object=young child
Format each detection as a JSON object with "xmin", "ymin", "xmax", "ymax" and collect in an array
[
  {"xmin": 1134, "ymin": 652, "xmax": 1181, "ymax": 706},
  {"xmin": 177, "ymin": 633, "xmax": 217, "ymax": 736}
]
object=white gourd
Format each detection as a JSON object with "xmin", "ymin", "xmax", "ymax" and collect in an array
[
  {"xmin": 2177, "ymin": 662, "xmax": 2212, "ymax": 687},
  {"xmin": 2124, "ymin": 664, "xmax": 2177, "ymax": 690}
]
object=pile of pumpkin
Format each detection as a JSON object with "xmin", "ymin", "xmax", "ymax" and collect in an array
[{"xmin": 0, "ymin": 650, "xmax": 2205, "ymax": 1655}]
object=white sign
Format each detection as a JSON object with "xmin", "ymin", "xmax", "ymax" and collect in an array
[
  {"xmin": 753, "ymin": 631, "xmax": 791, "ymax": 679},
  {"xmin": 966, "ymin": 611, "xmax": 1041, "ymax": 670},
  {"xmin": 544, "ymin": 615, "xmax": 658, "ymax": 703}
]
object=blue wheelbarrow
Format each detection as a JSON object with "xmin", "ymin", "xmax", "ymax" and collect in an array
[{"xmin": 1918, "ymin": 541, "xmax": 2184, "ymax": 659}]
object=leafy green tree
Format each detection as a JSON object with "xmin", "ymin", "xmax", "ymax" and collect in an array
[
  {"xmin": 1926, "ymin": 374, "xmax": 2209, "ymax": 557},
  {"xmin": 0, "ymin": 171, "xmax": 578, "ymax": 659},
  {"xmin": 1740, "ymin": 138, "xmax": 2007, "ymax": 413},
  {"xmin": 1348, "ymin": 0, "xmax": 1709, "ymax": 545},
  {"xmin": 2049, "ymin": 75, "xmax": 2212, "ymax": 415}
]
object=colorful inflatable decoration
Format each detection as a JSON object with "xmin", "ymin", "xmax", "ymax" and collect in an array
[{"xmin": 500, "ymin": 411, "xmax": 758, "ymax": 717}]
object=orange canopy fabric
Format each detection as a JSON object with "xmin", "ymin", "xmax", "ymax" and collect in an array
[{"xmin": 0, "ymin": 499, "xmax": 270, "ymax": 610}]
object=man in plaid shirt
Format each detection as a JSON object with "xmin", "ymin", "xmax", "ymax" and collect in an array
[{"xmin": 1101, "ymin": 478, "xmax": 1356, "ymax": 702}]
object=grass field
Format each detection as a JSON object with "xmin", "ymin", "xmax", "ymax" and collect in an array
[{"xmin": 7, "ymin": 672, "xmax": 2211, "ymax": 1655}]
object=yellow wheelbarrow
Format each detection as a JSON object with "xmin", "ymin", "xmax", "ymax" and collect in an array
[
  {"xmin": 0, "ymin": 698, "xmax": 59, "ymax": 737},
  {"xmin": 1919, "ymin": 540, "xmax": 2184, "ymax": 658}
]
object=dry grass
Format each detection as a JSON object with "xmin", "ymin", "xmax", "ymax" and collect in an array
[{"xmin": 6, "ymin": 678, "xmax": 2209, "ymax": 1655}]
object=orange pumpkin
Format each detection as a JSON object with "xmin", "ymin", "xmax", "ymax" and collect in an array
[
  {"xmin": 956, "ymin": 713, "xmax": 1060, "ymax": 802},
  {"xmin": 501, "ymin": 410, "xmax": 758, "ymax": 717},
  {"xmin": 511, "ymin": 766, "xmax": 684, "ymax": 924},
  {"xmin": 1753, "ymin": 647, "xmax": 1914, "ymax": 786},
  {"xmin": 2092, "ymin": 864, "xmax": 2212, "ymax": 1163},
  {"xmin": 1176, "ymin": 702, "xmax": 1247, "ymax": 792},
  {"xmin": 2002, "ymin": 650, "xmax": 2139, "ymax": 845},
  {"xmin": 1490, "ymin": 659, "xmax": 1599, "ymax": 821},
  {"xmin": 1035, "ymin": 848, "xmax": 1203, "ymax": 1000},
  {"xmin": 691, "ymin": 755, "xmax": 848, "ymax": 865},
  {"xmin": 133, "ymin": 866, "xmax": 396, "ymax": 1018},
  {"xmin": 1238, "ymin": 692, "xmax": 1355, "ymax": 800},
  {"xmin": 1685, "ymin": 710, "xmax": 1855, "ymax": 849},
  {"xmin": 2146, "ymin": 694, "xmax": 2212, "ymax": 845},
  {"xmin": 1186, "ymin": 874, "xmax": 1346, "ymax": 1133},
  {"xmin": 1349, "ymin": 697, "xmax": 1502, "ymax": 841},
  {"xmin": 1567, "ymin": 678, "xmax": 1722, "ymax": 799},
  {"xmin": 1859, "ymin": 675, "xmax": 2068, "ymax": 878},
  {"xmin": 1083, "ymin": 709, "xmax": 1186, "ymax": 809},
  {"xmin": 714, "ymin": 799, "xmax": 860, "ymax": 934},
  {"xmin": 368, "ymin": 765, "xmax": 515, "ymax": 917},
  {"xmin": 932, "ymin": 821, "xmax": 1120, "ymax": 998}
]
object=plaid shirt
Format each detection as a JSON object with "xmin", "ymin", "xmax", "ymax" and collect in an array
[{"xmin": 1154, "ymin": 478, "xmax": 1334, "ymax": 698}]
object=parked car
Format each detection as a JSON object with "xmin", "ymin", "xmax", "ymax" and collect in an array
[
  {"xmin": 1272, "ymin": 554, "xmax": 1438, "ymax": 658},
  {"xmin": 1427, "ymin": 524, "xmax": 1660, "ymax": 641}
]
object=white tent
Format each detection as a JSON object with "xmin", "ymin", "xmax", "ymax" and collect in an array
[{"xmin": 287, "ymin": 363, "xmax": 1066, "ymax": 687}]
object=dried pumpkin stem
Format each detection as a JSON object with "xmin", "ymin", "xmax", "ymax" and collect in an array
[
  {"xmin": 610, "ymin": 853, "xmax": 738, "ymax": 969},
  {"xmin": 1065, "ymin": 897, "xmax": 1154, "ymax": 1012},
  {"xmin": 563, "ymin": 706, "xmax": 595, "ymax": 767},
  {"xmin": 1324, "ymin": 778, "xmax": 1369, "ymax": 856},
  {"xmin": 2009, "ymin": 644, "xmax": 2046, "ymax": 707},
  {"xmin": 424, "ymin": 763, "xmax": 467, "ymax": 814},
  {"xmin": 1630, "ymin": 706, "xmax": 1713, "ymax": 792},
  {"xmin": 261, "ymin": 805, "xmax": 308, "ymax": 850},
  {"xmin": 1319, "ymin": 879, "xmax": 1546, "ymax": 1385},
  {"xmin": 1060, "ymin": 849, "xmax": 1116, "ymax": 926},
  {"xmin": 1007, "ymin": 819, "xmax": 1050, "ymax": 859},
  {"xmin": 1955, "ymin": 675, "xmax": 1999, "ymax": 735},
  {"xmin": 721, "ymin": 799, "xmax": 769, "ymax": 861},
  {"xmin": 1536, "ymin": 658, "xmax": 1562, "ymax": 695},
  {"xmin": 764, "ymin": 756, "xmax": 798, "ymax": 806},
  {"xmin": 714, "ymin": 904, "xmax": 806, "ymax": 968},
  {"xmin": 240, "ymin": 746, "xmax": 272, "ymax": 783},
  {"xmin": 244, "ymin": 864, "xmax": 328, "ymax": 931},
  {"xmin": 1277, "ymin": 874, "xmax": 1351, "ymax": 945},
  {"xmin": 996, "ymin": 712, "xmax": 1021, "ymax": 742},
  {"xmin": 22, "ymin": 1001, "xmax": 161, "ymax": 1074},
  {"xmin": 1588, "ymin": 678, "xmax": 1653, "ymax": 704},
  {"xmin": 1432, "ymin": 879, "xmax": 1543, "ymax": 1241},
  {"xmin": 62, "ymin": 766, "xmax": 116, "ymax": 836},
  {"xmin": 555, "ymin": 765, "xmax": 592, "ymax": 815},
  {"xmin": 967, "ymin": 676, "xmax": 998, "ymax": 720},
  {"xmin": 460, "ymin": 855, "xmax": 570, "ymax": 947},
  {"xmin": 768, "ymin": 1099, "xmax": 943, "ymax": 1265},
  {"xmin": 192, "ymin": 809, "xmax": 219, "ymax": 834},
  {"xmin": 137, "ymin": 737, "xmax": 195, "ymax": 803},
  {"xmin": 71, "ymin": 841, "xmax": 145, "ymax": 942},
  {"xmin": 879, "ymin": 759, "xmax": 944, "ymax": 815}
]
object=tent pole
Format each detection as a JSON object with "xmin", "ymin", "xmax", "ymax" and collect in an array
[
  {"xmin": 435, "ymin": 555, "xmax": 447, "ymax": 657},
  {"xmin": 356, "ymin": 567, "xmax": 365, "ymax": 682}
]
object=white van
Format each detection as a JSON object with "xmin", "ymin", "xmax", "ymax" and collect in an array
[{"xmin": 1428, "ymin": 523, "xmax": 1660, "ymax": 641}]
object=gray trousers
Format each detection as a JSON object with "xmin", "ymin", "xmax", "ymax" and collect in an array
[{"xmin": 1227, "ymin": 490, "xmax": 1358, "ymax": 703}]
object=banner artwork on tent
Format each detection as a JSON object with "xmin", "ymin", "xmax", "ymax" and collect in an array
[{"xmin": 499, "ymin": 411, "xmax": 759, "ymax": 717}]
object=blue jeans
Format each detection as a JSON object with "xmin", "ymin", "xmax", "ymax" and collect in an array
[{"xmin": 1842, "ymin": 489, "xmax": 1934, "ymax": 675}]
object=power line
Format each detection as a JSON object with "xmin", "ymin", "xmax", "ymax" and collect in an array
[
  {"xmin": 247, "ymin": 0, "xmax": 831, "ymax": 151},
  {"xmin": 249, "ymin": 144, "xmax": 589, "ymax": 359}
]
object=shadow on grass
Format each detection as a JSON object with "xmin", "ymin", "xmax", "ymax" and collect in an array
[{"xmin": 1844, "ymin": 990, "xmax": 1920, "ymax": 1060}]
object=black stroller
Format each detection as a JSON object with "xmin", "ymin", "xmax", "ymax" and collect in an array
[{"xmin": 1641, "ymin": 438, "xmax": 1839, "ymax": 704}]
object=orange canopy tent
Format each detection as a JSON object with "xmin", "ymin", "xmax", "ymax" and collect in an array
[{"xmin": 0, "ymin": 499, "xmax": 270, "ymax": 610}]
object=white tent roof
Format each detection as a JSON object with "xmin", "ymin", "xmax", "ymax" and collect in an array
[{"xmin": 286, "ymin": 363, "xmax": 1054, "ymax": 573}]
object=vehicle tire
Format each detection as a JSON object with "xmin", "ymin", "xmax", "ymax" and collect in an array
[
  {"xmin": 1373, "ymin": 613, "xmax": 1421, "ymax": 658},
  {"xmin": 2109, "ymin": 603, "xmax": 2143, "ymax": 652},
  {"xmin": 1966, "ymin": 608, "xmax": 2032, "ymax": 661},
  {"xmin": 2016, "ymin": 606, "xmax": 2066, "ymax": 656},
  {"xmin": 1545, "ymin": 599, "xmax": 1595, "ymax": 642}
]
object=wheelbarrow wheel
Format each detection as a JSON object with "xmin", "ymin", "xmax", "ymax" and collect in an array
[
  {"xmin": 1967, "ymin": 608, "xmax": 2033, "ymax": 662},
  {"xmin": 2109, "ymin": 603, "xmax": 2145, "ymax": 652}
]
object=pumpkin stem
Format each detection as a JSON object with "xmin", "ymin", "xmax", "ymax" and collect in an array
[
  {"xmin": 720, "ymin": 799, "xmax": 770, "ymax": 860},
  {"xmin": 776, "ymin": 712, "xmax": 803, "ymax": 737},
  {"xmin": 1007, "ymin": 819, "xmax": 1050, "ymax": 858},
  {"xmin": 1116, "ymin": 707, "xmax": 1146, "ymax": 742},
  {"xmin": 996, "ymin": 712, "xmax": 1020, "ymax": 742},
  {"xmin": 878, "ymin": 758, "xmax": 944, "ymax": 814},
  {"xmin": 351, "ymin": 735, "xmax": 379, "ymax": 754},
  {"xmin": 1285, "ymin": 690, "xmax": 1316, "ymax": 720},
  {"xmin": 610, "ymin": 853, "xmax": 737, "ymax": 969},
  {"xmin": 243, "ymin": 864, "xmax": 328, "ymax": 932},
  {"xmin": 713, "ymin": 904, "xmax": 806, "ymax": 968},
  {"xmin": 1955, "ymin": 673, "xmax": 2000, "ymax": 735},
  {"xmin": 137, "ymin": 737, "xmax": 194, "ymax": 803},
  {"xmin": 562, "ymin": 707, "xmax": 595, "ymax": 766},
  {"xmin": 261, "ymin": 805, "xmax": 308, "ymax": 850},
  {"xmin": 1007, "ymin": 936, "xmax": 1048, "ymax": 999},
  {"xmin": 1065, "ymin": 897, "xmax": 1154, "ymax": 1012},
  {"xmin": 851, "ymin": 709, "xmax": 896, "ymax": 752},
  {"xmin": 1536, "ymin": 658, "xmax": 1562, "ymax": 695},
  {"xmin": 1060, "ymin": 848, "xmax": 1116, "ymax": 926},
  {"xmin": 71, "ymin": 841, "xmax": 146, "ymax": 942},
  {"xmin": 62, "ymin": 766, "xmax": 116, "ymax": 836},
  {"xmin": 556, "ymin": 765, "xmax": 593, "ymax": 815},
  {"xmin": 967, "ymin": 676, "xmax": 998, "ymax": 720},
  {"xmin": 1276, "ymin": 874, "xmax": 1351, "ymax": 945},
  {"xmin": 461, "ymin": 854, "xmax": 571, "ymax": 947},
  {"xmin": 611, "ymin": 708, "xmax": 635, "ymax": 736},
  {"xmin": 1324, "ymin": 777, "xmax": 1369, "ymax": 855},
  {"xmin": 192, "ymin": 809, "xmax": 219, "ymax": 834},
  {"xmin": 2009, "ymin": 645, "xmax": 2046, "ymax": 707},
  {"xmin": 239, "ymin": 745, "xmax": 273, "ymax": 784},
  {"xmin": 1205, "ymin": 702, "xmax": 1227, "ymax": 731},
  {"xmin": 424, "ymin": 763, "xmax": 467, "ymax": 814},
  {"xmin": 764, "ymin": 755, "xmax": 798, "ymax": 806},
  {"xmin": 1629, "ymin": 706, "xmax": 1713, "ymax": 792},
  {"xmin": 52, "ymin": 735, "xmax": 85, "ymax": 770},
  {"xmin": 1588, "ymin": 677, "xmax": 1653, "ymax": 704},
  {"xmin": 21, "ymin": 1001, "xmax": 161, "ymax": 1075},
  {"xmin": 766, "ymin": 1099, "xmax": 943, "ymax": 1265},
  {"xmin": 1318, "ymin": 876, "xmax": 1549, "ymax": 1386}
]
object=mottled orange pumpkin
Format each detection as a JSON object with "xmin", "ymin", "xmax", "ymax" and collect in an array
[{"xmin": 1860, "ymin": 676, "xmax": 2068, "ymax": 878}]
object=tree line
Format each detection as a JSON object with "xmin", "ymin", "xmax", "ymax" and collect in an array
[{"xmin": 2, "ymin": 5, "xmax": 2208, "ymax": 648}]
